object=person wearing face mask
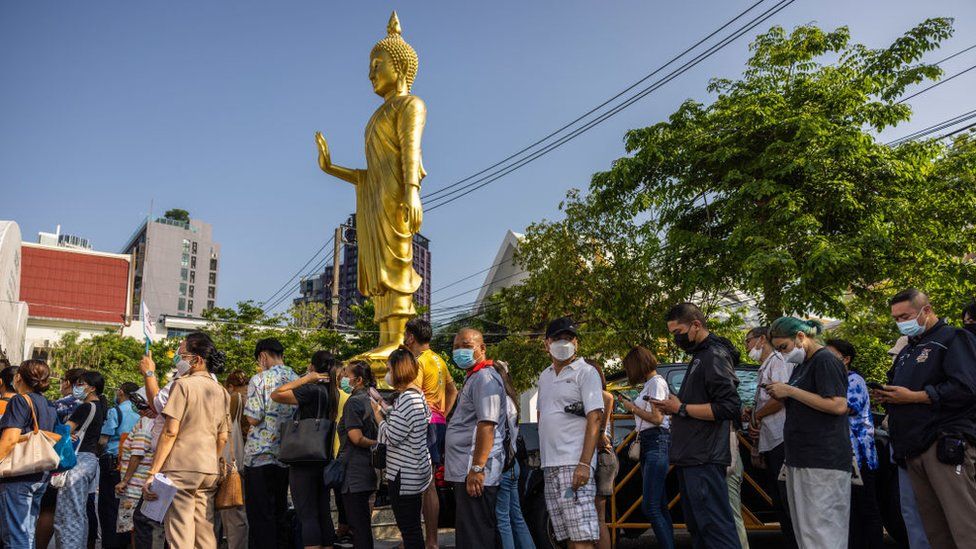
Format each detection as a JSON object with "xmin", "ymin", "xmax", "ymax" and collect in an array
[
  {"xmin": 97, "ymin": 381, "xmax": 141, "ymax": 549},
  {"xmin": 444, "ymin": 328, "xmax": 508, "ymax": 548},
  {"xmin": 402, "ymin": 317, "xmax": 458, "ymax": 549},
  {"xmin": 337, "ymin": 361, "xmax": 380, "ymax": 549},
  {"xmin": 743, "ymin": 326, "xmax": 798, "ymax": 549},
  {"xmin": 144, "ymin": 331, "xmax": 230, "ymax": 548},
  {"xmin": 764, "ymin": 317, "xmax": 851, "ymax": 549},
  {"xmin": 652, "ymin": 303, "xmax": 742, "ymax": 549},
  {"xmin": 873, "ymin": 288, "xmax": 976, "ymax": 547},
  {"xmin": 55, "ymin": 370, "xmax": 109, "ymax": 548},
  {"xmin": 536, "ymin": 317, "xmax": 604, "ymax": 549}
]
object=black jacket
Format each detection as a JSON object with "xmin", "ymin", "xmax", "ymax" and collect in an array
[
  {"xmin": 887, "ymin": 320, "xmax": 976, "ymax": 460},
  {"xmin": 670, "ymin": 333, "xmax": 742, "ymax": 467}
]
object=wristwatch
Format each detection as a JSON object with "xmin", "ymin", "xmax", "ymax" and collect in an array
[
  {"xmin": 143, "ymin": 370, "xmax": 156, "ymax": 379},
  {"xmin": 678, "ymin": 403, "xmax": 688, "ymax": 417},
  {"xmin": 470, "ymin": 465, "xmax": 485, "ymax": 474}
]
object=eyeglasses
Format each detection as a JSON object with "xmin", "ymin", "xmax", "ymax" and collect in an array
[{"xmin": 773, "ymin": 343, "xmax": 792, "ymax": 353}]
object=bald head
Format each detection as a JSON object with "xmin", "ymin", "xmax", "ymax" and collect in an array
[
  {"xmin": 890, "ymin": 287, "xmax": 937, "ymax": 330},
  {"xmin": 453, "ymin": 328, "xmax": 486, "ymax": 363},
  {"xmin": 890, "ymin": 288, "xmax": 930, "ymax": 309}
]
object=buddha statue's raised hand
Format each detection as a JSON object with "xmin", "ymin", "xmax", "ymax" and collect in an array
[{"xmin": 315, "ymin": 131, "xmax": 331, "ymax": 171}]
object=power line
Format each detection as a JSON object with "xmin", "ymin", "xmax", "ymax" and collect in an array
[
  {"xmin": 931, "ymin": 42, "xmax": 976, "ymax": 67},
  {"xmin": 897, "ymin": 62, "xmax": 976, "ymax": 104},
  {"xmin": 259, "ymin": 235, "xmax": 334, "ymax": 307},
  {"xmin": 423, "ymin": 0, "xmax": 798, "ymax": 212},
  {"xmin": 431, "ymin": 257, "xmax": 516, "ymax": 295},
  {"xmin": 887, "ymin": 107, "xmax": 976, "ymax": 145},
  {"xmin": 264, "ymin": 251, "xmax": 335, "ymax": 313},
  {"xmin": 420, "ymin": 0, "xmax": 771, "ymax": 202}
]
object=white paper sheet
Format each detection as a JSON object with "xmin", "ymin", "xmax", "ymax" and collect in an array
[{"xmin": 139, "ymin": 473, "xmax": 177, "ymax": 522}]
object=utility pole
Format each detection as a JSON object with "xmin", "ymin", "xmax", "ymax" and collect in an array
[{"xmin": 330, "ymin": 225, "xmax": 343, "ymax": 326}]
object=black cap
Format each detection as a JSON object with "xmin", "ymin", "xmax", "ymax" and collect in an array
[
  {"xmin": 545, "ymin": 316, "xmax": 579, "ymax": 339},
  {"xmin": 254, "ymin": 338, "xmax": 285, "ymax": 359}
]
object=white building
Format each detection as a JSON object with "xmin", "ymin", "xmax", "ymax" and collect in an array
[{"xmin": 0, "ymin": 222, "xmax": 28, "ymax": 364}]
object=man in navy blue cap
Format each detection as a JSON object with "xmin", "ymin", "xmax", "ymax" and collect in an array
[{"xmin": 536, "ymin": 317, "xmax": 604, "ymax": 549}]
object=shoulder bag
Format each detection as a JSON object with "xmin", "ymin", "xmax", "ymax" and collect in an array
[
  {"xmin": 217, "ymin": 392, "xmax": 246, "ymax": 509},
  {"xmin": 0, "ymin": 395, "xmax": 62, "ymax": 478},
  {"xmin": 278, "ymin": 386, "xmax": 333, "ymax": 464}
]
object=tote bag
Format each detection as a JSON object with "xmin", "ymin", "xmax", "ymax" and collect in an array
[
  {"xmin": 0, "ymin": 395, "xmax": 61, "ymax": 478},
  {"xmin": 217, "ymin": 392, "xmax": 246, "ymax": 509},
  {"xmin": 278, "ymin": 388, "xmax": 333, "ymax": 464}
]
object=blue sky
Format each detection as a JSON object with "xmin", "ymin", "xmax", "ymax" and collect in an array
[{"xmin": 2, "ymin": 0, "xmax": 974, "ymax": 316}]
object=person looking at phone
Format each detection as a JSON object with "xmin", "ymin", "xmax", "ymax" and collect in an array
[
  {"xmin": 537, "ymin": 317, "xmax": 604, "ymax": 549},
  {"xmin": 652, "ymin": 303, "xmax": 742, "ymax": 548},
  {"xmin": 744, "ymin": 326, "xmax": 798, "ymax": 548},
  {"xmin": 337, "ymin": 361, "xmax": 379, "ymax": 549},
  {"xmin": 764, "ymin": 317, "xmax": 851, "ymax": 549},
  {"xmin": 874, "ymin": 288, "xmax": 976, "ymax": 547},
  {"xmin": 620, "ymin": 346, "xmax": 674, "ymax": 549}
]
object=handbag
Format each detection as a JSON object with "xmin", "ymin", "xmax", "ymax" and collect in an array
[
  {"xmin": 0, "ymin": 395, "xmax": 62, "ymax": 478},
  {"xmin": 278, "ymin": 388, "xmax": 333, "ymax": 464},
  {"xmin": 215, "ymin": 461, "xmax": 244, "ymax": 509}
]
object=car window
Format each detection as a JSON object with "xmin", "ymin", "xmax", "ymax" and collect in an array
[{"xmin": 666, "ymin": 368, "xmax": 758, "ymax": 407}]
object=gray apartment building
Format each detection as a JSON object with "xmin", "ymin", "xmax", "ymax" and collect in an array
[
  {"xmin": 122, "ymin": 216, "xmax": 220, "ymax": 319},
  {"xmin": 296, "ymin": 214, "xmax": 431, "ymax": 326}
]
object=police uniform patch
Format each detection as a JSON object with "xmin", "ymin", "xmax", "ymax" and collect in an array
[{"xmin": 916, "ymin": 348, "xmax": 930, "ymax": 363}]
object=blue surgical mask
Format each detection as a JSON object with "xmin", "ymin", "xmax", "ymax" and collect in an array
[
  {"xmin": 72, "ymin": 386, "xmax": 87, "ymax": 400},
  {"xmin": 897, "ymin": 311, "xmax": 926, "ymax": 337},
  {"xmin": 452, "ymin": 348, "xmax": 476, "ymax": 369},
  {"xmin": 340, "ymin": 378, "xmax": 352, "ymax": 393}
]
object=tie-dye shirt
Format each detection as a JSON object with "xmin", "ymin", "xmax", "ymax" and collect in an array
[
  {"xmin": 243, "ymin": 364, "xmax": 298, "ymax": 467},
  {"xmin": 846, "ymin": 371, "xmax": 878, "ymax": 471}
]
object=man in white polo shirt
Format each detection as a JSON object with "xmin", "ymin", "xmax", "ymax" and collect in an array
[{"xmin": 537, "ymin": 317, "xmax": 604, "ymax": 549}]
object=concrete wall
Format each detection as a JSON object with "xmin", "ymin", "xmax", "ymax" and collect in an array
[{"xmin": 0, "ymin": 221, "xmax": 27, "ymax": 363}]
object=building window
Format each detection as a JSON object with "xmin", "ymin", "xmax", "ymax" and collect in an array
[
  {"xmin": 181, "ymin": 253, "xmax": 190, "ymax": 267},
  {"xmin": 181, "ymin": 268, "xmax": 188, "ymax": 281},
  {"xmin": 187, "ymin": 299, "xmax": 193, "ymax": 312},
  {"xmin": 210, "ymin": 257, "xmax": 218, "ymax": 271},
  {"xmin": 209, "ymin": 272, "xmax": 216, "ymax": 284},
  {"xmin": 207, "ymin": 300, "xmax": 215, "ymax": 310},
  {"xmin": 182, "ymin": 239, "xmax": 190, "ymax": 253},
  {"xmin": 208, "ymin": 286, "xmax": 215, "ymax": 299},
  {"xmin": 189, "ymin": 285, "xmax": 195, "ymax": 298},
  {"xmin": 192, "ymin": 241, "xmax": 198, "ymax": 254},
  {"xmin": 178, "ymin": 298, "xmax": 186, "ymax": 311},
  {"xmin": 189, "ymin": 271, "xmax": 195, "ymax": 284},
  {"xmin": 179, "ymin": 283, "xmax": 188, "ymax": 295},
  {"xmin": 190, "ymin": 256, "xmax": 196, "ymax": 269}
]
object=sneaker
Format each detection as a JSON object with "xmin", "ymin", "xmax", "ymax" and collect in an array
[{"xmin": 335, "ymin": 534, "xmax": 354, "ymax": 548}]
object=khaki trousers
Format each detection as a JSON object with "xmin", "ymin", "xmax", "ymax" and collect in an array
[
  {"xmin": 907, "ymin": 441, "xmax": 976, "ymax": 549},
  {"xmin": 163, "ymin": 471, "xmax": 220, "ymax": 549}
]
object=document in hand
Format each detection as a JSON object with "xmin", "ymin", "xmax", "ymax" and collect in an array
[{"xmin": 140, "ymin": 473, "xmax": 177, "ymax": 522}]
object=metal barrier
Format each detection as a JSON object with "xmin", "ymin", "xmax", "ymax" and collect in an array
[{"xmin": 607, "ymin": 413, "xmax": 780, "ymax": 545}]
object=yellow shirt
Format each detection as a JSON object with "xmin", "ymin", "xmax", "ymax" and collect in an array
[
  {"xmin": 334, "ymin": 388, "xmax": 349, "ymax": 453},
  {"xmin": 415, "ymin": 349, "xmax": 450, "ymax": 418}
]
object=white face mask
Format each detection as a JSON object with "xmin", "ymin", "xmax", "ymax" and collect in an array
[
  {"xmin": 748, "ymin": 346, "xmax": 763, "ymax": 362},
  {"xmin": 384, "ymin": 371, "xmax": 393, "ymax": 387},
  {"xmin": 782, "ymin": 346, "xmax": 806, "ymax": 364},
  {"xmin": 175, "ymin": 359, "xmax": 192, "ymax": 377},
  {"xmin": 549, "ymin": 340, "xmax": 576, "ymax": 362}
]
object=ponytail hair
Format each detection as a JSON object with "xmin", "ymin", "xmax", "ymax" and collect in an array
[
  {"xmin": 80, "ymin": 370, "xmax": 109, "ymax": 408},
  {"xmin": 185, "ymin": 331, "xmax": 226, "ymax": 374},
  {"xmin": 347, "ymin": 360, "xmax": 376, "ymax": 389},
  {"xmin": 769, "ymin": 317, "xmax": 823, "ymax": 339}
]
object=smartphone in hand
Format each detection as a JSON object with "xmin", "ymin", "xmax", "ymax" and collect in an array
[{"xmin": 867, "ymin": 381, "xmax": 886, "ymax": 391}]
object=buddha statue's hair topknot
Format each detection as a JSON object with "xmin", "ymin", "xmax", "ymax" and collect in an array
[{"xmin": 372, "ymin": 11, "xmax": 419, "ymax": 91}]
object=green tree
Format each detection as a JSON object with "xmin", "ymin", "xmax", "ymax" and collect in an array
[
  {"xmin": 492, "ymin": 19, "xmax": 976, "ymax": 381},
  {"xmin": 163, "ymin": 209, "xmax": 190, "ymax": 223}
]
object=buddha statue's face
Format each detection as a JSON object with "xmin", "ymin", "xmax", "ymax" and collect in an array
[{"xmin": 369, "ymin": 49, "xmax": 401, "ymax": 97}]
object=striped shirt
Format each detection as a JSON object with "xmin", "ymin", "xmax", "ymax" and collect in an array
[
  {"xmin": 120, "ymin": 416, "xmax": 154, "ymax": 499},
  {"xmin": 379, "ymin": 388, "xmax": 431, "ymax": 495}
]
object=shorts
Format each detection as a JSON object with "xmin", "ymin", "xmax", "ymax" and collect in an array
[
  {"xmin": 595, "ymin": 451, "xmax": 619, "ymax": 497},
  {"xmin": 543, "ymin": 465, "xmax": 599, "ymax": 542},
  {"xmin": 117, "ymin": 495, "xmax": 138, "ymax": 533},
  {"xmin": 427, "ymin": 422, "xmax": 447, "ymax": 466}
]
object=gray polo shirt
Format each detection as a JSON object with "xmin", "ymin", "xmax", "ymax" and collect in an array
[{"xmin": 444, "ymin": 364, "xmax": 507, "ymax": 486}]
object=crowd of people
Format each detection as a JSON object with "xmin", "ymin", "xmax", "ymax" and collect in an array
[{"xmin": 0, "ymin": 287, "xmax": 973, "ymax": 549}]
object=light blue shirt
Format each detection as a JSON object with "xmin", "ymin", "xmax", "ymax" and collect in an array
[{"xmin": 100, "ymin": 402, "xmax": 141, "ymax": 456}]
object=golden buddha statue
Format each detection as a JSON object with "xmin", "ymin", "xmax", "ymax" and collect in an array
[{"xmin": 315, "ymin": 11, "xmax": 426, "ymax": 365}]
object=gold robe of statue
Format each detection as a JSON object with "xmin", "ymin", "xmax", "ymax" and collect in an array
[{"xmin": 315, "ymin": 11, "xmax": 425, "ymax": 359}]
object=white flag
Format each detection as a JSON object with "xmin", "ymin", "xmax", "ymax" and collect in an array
[{"xmin": 141, "ymin": 301, "xmax": 156, "ymax": 340}]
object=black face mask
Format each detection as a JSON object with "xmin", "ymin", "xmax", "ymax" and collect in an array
[{"xmin": 674, "ymin": 330, "xmax": 696, "ymax": 352}]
